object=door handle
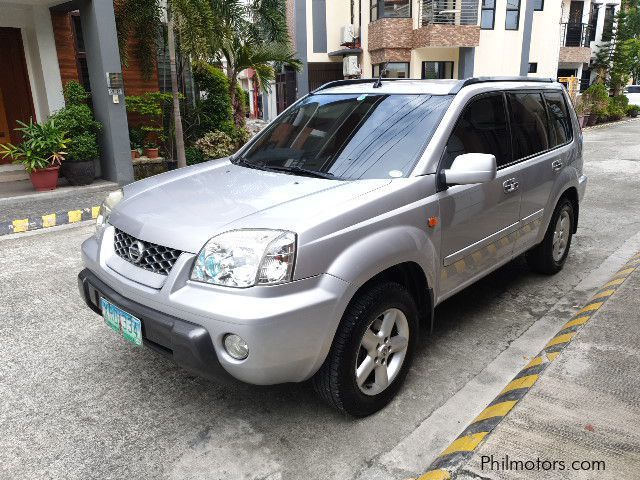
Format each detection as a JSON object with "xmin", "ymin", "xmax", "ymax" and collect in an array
[
  {"xmin": 503, "ymin": 178, "xmax": 519, "ymax": 193},
  {"xmin": 551, "ymin": 160, "xmax": 563, "ymax": 171}
]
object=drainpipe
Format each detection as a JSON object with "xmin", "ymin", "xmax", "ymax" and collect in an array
[{"xmin": 519, "ymin": 0, "xmax": 536, "ymax": 76}]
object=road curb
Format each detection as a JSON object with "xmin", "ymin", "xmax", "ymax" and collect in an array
[
  {"xmin": 415, "ymin": 252, "xmax": 640, "ymax": 480},
  {"xmin": 0, "ymin": 206, "xmax": 100, "ymax": 236}
]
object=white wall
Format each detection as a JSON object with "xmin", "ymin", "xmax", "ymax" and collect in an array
[
  {"xmin": 0, "ymin": 2, "xmax": 64, "ymax": 121},
  {"xmin": 529, "ymin": 1, "xmax": 562, "ymax": 77},
  {"xmin": 412, "ymin": 47, "xmax": 460, "ymax": 78}
]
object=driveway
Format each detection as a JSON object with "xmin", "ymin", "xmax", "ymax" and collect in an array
[{"xmin": 1, "ymin": 120, "xmax": 639, "ymax": 480}]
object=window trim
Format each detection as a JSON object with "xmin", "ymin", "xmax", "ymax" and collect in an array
[
  {"xmin": 372, "ymin": 62, "xmax": 410, "ymax": 79},
  {"xmin": 480, "ymin": 0, "xmax": 496, "ymax": 29},
  {"xmin": 370, "ymin": 0, "xmax": 412, "ymax": 22},
  {"xmin": 421, "ymin": 61, "xmax": 455, "ymax": 79},
  {"xmin": 528, "ymin": 62, "xmax": 538, "ymax": 74},
  {"xmin": 505, "ymin": 0, "xmax": 521, "ymax": 30}
]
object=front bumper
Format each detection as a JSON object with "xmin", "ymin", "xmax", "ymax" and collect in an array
[{"xmin": 80, "ymin": 230, "xmax": 352, "ymax": 385}]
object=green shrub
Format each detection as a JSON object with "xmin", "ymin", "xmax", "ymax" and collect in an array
[
  {"xmin": 185, "ymin": 146, "xmax": 205, "ymax": 166},
  {"xmin": 583, "ymin": 82, "xmax": 609, "ymax": 117},
  {"xmin": 67, "ymin": 133, "xmax": 99, "ymax": 162},
  {"xmin": 129, "ymin": 127, "xmax": 146, "ymax": 150},
  {"xmin": 191, "ymin": 62, "xmax": 234, "ymax": 137},
  {"xmin": 63, "ymin": 81, "xmax": 90, "ymax": 106},
  {"xmin": 195, "ymin": 131, "xmax": 235, "ymax": 159},
  {"xmin": 606, "ymin": 95, "xmax": 628, "ymax": 120},
  {"xmin": 51, "ymin": 104, "xmax": 101, "ymax": 138},
  {"xmin": 229, "ymin": 127, "xmax": 249, "ymax": 149},
  {"xmin": 627, "ymin": 104, "xmax": 640, "ymax": 116}
]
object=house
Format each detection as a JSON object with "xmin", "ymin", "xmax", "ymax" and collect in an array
[
  {"xmin": 276, "ymin": 0, "xmax": 620, "ymax": 111},
  {"xmin": 0, "ymin": 0, "xmax": 169, "ymax": 188}
]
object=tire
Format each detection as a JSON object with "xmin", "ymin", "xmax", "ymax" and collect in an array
[
  {"xmin": 526, "ymin": 197, "xmax": 574, "ymax": 275},
  {"xmin": 312, "ymin": 281, "xmax": 418, "ymax": 417}
]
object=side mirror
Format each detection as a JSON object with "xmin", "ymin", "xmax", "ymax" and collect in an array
[{"xmin": 443, "ymin": 153, "xmax": 497, "ymax": 186}]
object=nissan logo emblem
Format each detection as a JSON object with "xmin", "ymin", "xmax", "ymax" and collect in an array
[{"xmin": 128, "ymin": 240, "xmax": 146, "ymax": 264}]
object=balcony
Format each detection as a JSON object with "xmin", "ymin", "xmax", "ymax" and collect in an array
[
  {"xmin": 415, "ymin": 0, "xmax": 480, "ymax": 48},
  {"xmin": 559, "ymin": 22, "xmax": 592, "ymax": 64}
]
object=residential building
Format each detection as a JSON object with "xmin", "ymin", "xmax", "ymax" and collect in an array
[
  {"xmin": 557, "ymin": 0, "xmax": 622, "ymax": 91},
  {"xmin": 0, "ymin": 0, "xmax": 179, "ymax": 187}
]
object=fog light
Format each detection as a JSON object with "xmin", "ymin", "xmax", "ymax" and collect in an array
[{"xmin": 223, "ymin": 334, "xmax": 249, "ymax": 360}]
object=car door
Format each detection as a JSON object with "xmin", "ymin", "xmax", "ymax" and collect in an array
[
  {"xmin": 508, "ymin": 90, "xmax": 573, "ymax": 253},
  {"xmin": 438, "ymin": 92, "xmax": 522, "ymax": 297}
]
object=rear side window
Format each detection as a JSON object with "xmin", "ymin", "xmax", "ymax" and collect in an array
[
  {"xmin": 444, "ymin": 94, "xmax": 512, "ymax": 168},
  {"xmin": 507, "ymin": 92, "xmax": 550, "ymax": 160},
  {"xmin": 544, "ymin": 91, "xmax": 572, "ymax": 147}
]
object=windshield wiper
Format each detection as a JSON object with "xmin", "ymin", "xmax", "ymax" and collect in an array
[
  {"xmin": 263, "ymin": 165, "xmax": 337, "ymax": 180},
  {"xmin": 231, "ymin": 156, "xmax": 271, "ymax": 172}
]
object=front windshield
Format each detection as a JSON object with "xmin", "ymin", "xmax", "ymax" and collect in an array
[{"xmin": 236, "ymin": 93, "xmax": 452, "ymax": 180}]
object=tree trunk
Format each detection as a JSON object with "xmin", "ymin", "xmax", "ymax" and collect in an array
[
  {"xmin": 227, "ymin": 68, "xmax": 245, "ymax": 130},
  {"xmin": 167, "ymin": 9, "xmax": 187, "ymax": 168}
]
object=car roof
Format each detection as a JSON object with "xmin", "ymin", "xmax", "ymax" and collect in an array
[{"xmin": 313, "ymin": 77, "xmax": 558, "ymax": 96}]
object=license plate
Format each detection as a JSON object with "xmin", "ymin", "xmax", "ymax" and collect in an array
[{"xmin": 100, "ymin": 297, "xmax": 143, "ymax": 346}]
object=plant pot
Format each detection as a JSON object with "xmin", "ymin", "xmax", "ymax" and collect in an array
[
  {"xmin": 587, "ymin": 114, "xmax": 598, "ymax": 126},
  {"xmin": 61, "ymin": 160, "xmax": 95, "ymax": 186},
  {"xmin": 131, "ymin": 149, "xmax": 140, "ymax": 159},
  {"xmin": 144, "ymin": 147, "xmax": 159, "ymax": 159},
  {"xmin": 30, "ymin": 166, "xmax": 60, "ymax": 191}
]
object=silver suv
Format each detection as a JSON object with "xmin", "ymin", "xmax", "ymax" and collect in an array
[{"xmin": 79, "ymin": 77, "xmax": 587, "ymax": 416}]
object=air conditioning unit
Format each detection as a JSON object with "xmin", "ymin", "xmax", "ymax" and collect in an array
[
  {"xmin": 343, "ymin": 56, "xmax": 360, "ymax": 77},
  {"xmin": 340, "ymin": 24, "xmax": 360, "ymax": 45}
]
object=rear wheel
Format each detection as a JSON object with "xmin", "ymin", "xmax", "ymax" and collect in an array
[
  {"xmin": 312, "ymin": 282, "xmax": 418, "ymax": 417},
  {"xmin": 526, "ymin": 198, "xmax": 574, "ymax": 274}
]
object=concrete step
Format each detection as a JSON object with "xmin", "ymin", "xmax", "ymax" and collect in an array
[{"xmin": 0, "ymin": 165, "xmax": 29, "ymax": 183}]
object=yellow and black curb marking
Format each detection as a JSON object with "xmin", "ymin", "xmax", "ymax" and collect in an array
[
  {"xmin": 0, "ymin": 206, "xmax": 100, "ymax": 236},
  {"xmin": 417, "ymin": 252, "xmax": 640, "ymax": 480}
]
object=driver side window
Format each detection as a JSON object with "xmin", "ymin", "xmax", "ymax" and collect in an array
[{"xmin": 443, "ymin": 93, "xmax": 512, "ymax": 170}]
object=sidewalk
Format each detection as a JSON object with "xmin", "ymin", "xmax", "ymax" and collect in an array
[
  {"xmin": 456, "ymin": 260, "xmax": 640, "ymax": 479},
  {"xmin": 0, "ymin": 179, "xmax": 117, "ymax": 235}
]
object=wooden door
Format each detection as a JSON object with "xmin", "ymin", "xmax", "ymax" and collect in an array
[{"xmin": 0, "ymin": 27, "xmax": 35, "ymax": 163}]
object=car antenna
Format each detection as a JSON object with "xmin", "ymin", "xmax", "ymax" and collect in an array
[{"xmin": 373, "ymin": 63, "xmax": 387, "ymax": 88}]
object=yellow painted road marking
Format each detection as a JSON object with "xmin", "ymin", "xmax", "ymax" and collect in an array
[
  {"xmin": 440, "ymin": 432, "xmax": 488, "ymax": 456},
  {"xmin": 42, "ymin": 213, "xmax": 56, "ymax": 228},
  {"xmin": 417, "ymin": 469, "xmax": 451, "ymax": 480},
  {"xmin": 562, "ymin": 316, "xmax": 590, "ymax": 330},
  {"xmin": 473, "ymin": 401, "xmax": 518, "ymax": 423},
  {"xmin": 68, "ymin": 210, "xmax": 82, "ymax": 223},
  {"xmin": 499, "ymin": 374, "xmax": 539, "ymax": 395},
  {"xmin": 545, "ymin": 332, "xmax": 576, "ymax": 348},
  {"xmin": 576, "ymin": 302, "xmax": 604, "ymax": 315},
  {"xmin": 92, "ymin": 206, "xmax": 100, "ymax": 219},
  {"xmin": 12, "ymin": 219, "xmax": 29, "ymax": 233},
  {"xmin": 614, "ymin": 267, "xmax": 635, "ymax": 277},
  {"xmin": 592, "ymin": 289, "xmax": 615, "ymax": 300},
  {"xmin": 524, "ymin": 356, "xmax": 543, "ymax": 369},
  {"xmin": 602, "ymin": 278, "xmax": 626, "ymax": 288},
  {"xmin": 546, "ymin": 351, "xmax": 560, "ymax": 361}
]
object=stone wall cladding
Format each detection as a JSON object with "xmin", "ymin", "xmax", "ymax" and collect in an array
[
  {"xmin": 368, "ymin": 18, "xmax": 413, "ymax": 52},
  {"xmin": 369, "ymin": 48, "xmax": 412, "ymax": 64},
  {"xmin": 413, "ymin": 24, "xmax": 480, "ymax": 48},
  {"xmin": 558, "ymin": 46, "xmax": 592, "ymax": 64}
]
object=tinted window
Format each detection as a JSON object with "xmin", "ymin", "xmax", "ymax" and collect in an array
[
  {"xmin": 444, "ymin": 94, "xmax": 511, "ymax": 168},
  {"xmin": 240, "ymin": 93, "xmax": 452, "ymax": 180},
  {"xmin": 627, "ymin": 86, "xmax": 640, "ymax": 93},
  {"xmin": 544, "ymin": 91, "xmax": 572, "ymax": 147},
  {"xmin": 507, "ymin": 92, "xmax": 550, "ymax": 160}
]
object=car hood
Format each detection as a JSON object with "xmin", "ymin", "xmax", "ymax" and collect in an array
[{"xmin": 109, "ymin": 158, "xmax": 390, "ymax": 253}]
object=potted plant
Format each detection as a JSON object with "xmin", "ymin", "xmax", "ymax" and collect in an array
[
  {"xmin": 0, "ymin": 119, "xmax": 69, "ymax": 191},
  {"xmin": 628, "ymin": 104, "xmax": 640, "ymax": 118},
  {"xmin": 51, "ymin": 81, "xmax": 102, "ymax": 185},
  {"xmin": 125, "ymin": 92, "xmax": 171, "ymax": 159},
  {"xmin": 143, "ymin": 142, "xmax": 160, "ymax": 158},
  {"xmin": 129, "ymin": 127, "xmax": 144, "ymax": 159},
  {"xmin": 575, "ymin": 97, "xmax": 588, "ymax": 128},
  {"xmin": 583, "ymin": 83, "xmax": 608, "ymax": 125}
]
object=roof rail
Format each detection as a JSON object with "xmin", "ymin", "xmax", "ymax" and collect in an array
[
  {"xmin": 449, "ymin": 76, "xmax": 555, "ymax": 94},
  {"xmin": 311, "ymin": 78, "xmax": 415, "ymax": 93}
]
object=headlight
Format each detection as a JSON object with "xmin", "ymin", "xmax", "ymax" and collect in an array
[
  {"xmin": 190, "ymin": 229, "xmax": 296, "ymax": 287},
  {"xmin": 95, "ymin": 189, "xmax": 123, "ymax": 233}
]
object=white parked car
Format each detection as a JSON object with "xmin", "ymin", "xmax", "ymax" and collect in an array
[{"xmin": 624, "ymin": 85, "xmax": 640, "ymax": 106}]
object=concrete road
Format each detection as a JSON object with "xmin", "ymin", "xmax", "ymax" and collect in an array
[{"xmin": 1, "ymin": 120, "xmax": 639, "ymax": 480}]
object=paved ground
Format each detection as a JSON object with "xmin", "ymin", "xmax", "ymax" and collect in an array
[
  {"xmin": 0, "ymin": 180, "xmax": 116, "ymax": 224},
  {"xmin": 459, "ymin": 266, "xmax": 640, "ymax": 480},
  {"xmin": 1, "ymin": 120, "xmax": 639, "ymax": 480}
]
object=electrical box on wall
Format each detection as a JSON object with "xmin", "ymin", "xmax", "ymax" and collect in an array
[{"xmin": 343, "ymin": 56, "xmax": 360, "ymax": 77}]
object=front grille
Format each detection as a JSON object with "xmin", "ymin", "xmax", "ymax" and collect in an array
[{"xmin": 113, "ymin": 228, "xmax": 182, "ymax": 276}]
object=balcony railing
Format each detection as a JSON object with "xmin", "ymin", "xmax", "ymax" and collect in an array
[
  {"xmin": 561, "ymin": 22, "xmax": 591, "ymax": 48},
  {"xmin": 420, "ymin": 0, "xmax": 479, "ymax": 26}
]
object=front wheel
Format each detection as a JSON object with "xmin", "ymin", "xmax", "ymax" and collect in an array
[
  {"xmin": 312, "ymin": 282, "xmax": 418, "ymax": 417},
  {"xmin": 526, "ymin": 198, "xmax": 574, "ymax": 274}
]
